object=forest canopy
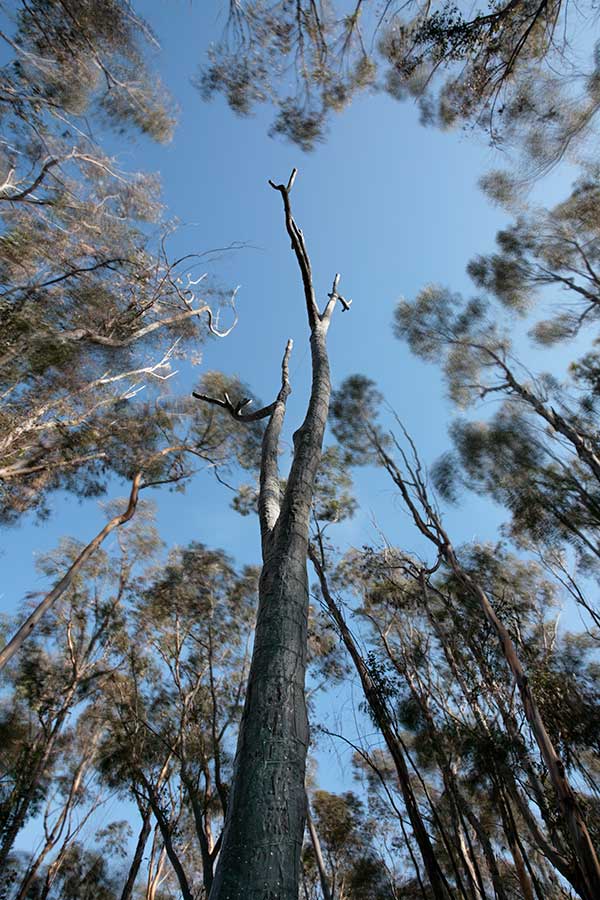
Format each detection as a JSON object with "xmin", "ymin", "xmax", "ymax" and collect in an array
[{"xmin": 1, "ymin": 2, "xmax": 600, "ymax": 900}]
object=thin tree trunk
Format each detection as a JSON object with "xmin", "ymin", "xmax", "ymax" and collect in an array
[
  {"xmin": 496, "ymin": 789, "xmax": 535, "ymax": 900},
  {"xmin": 306, "ymin": 799, "xmax": 333, "ymax": 900},
  {"xmin": 447, "ymin": 549, "xmax": 600, "ymax": 900},
  {"xmin": 137, "ymin": 774, "xmax": 194, "ymax": 900},
  {"xmin": 13, "ymin": 752, "xmax": 91, "ymax": 900},
  {"xmin": 182, "ymin": 769, "xmax": 215, "ymax": 897},
  {"xmin": 423, "ymin": 587, "xmax": 577, "ymax": 889},
  {"xmin": 0, "ymin": 473, "xmax": 142, "ymax": 672},
  {"xmin": 146, "ymin": 830, "xmax": 167, "ymax": 900},
  {"xmin": 459, "ymin": 800, "xmax": 508, "ymax": 900},
  {"xmin": 0, "ymin": 686, "xmax": 76, "ymax": 872},
  {"xmin": 120, "ymin": 806, "xmax": 152, "ymax": 900},
  {"xmin": 455, "ymin": 827, "xmax": 484, "ymax": 900},
  {"xmin": 378, "ymin": 625, "xmax": 485, "ymax": 900},
  {"xmin": 309, "ymin": 550, "xmax": 451, "ymax": 899}
]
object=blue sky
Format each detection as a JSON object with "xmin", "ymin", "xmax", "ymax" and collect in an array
[{"xmin": 1, "ymin": 0, "xmax": 585, "ymax": 858}]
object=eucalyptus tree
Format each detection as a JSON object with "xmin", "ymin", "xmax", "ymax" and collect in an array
[
  {"xmin": 394, "ymin": 172, "xmax": 600, "ymax": 632},
  {"xmin": 194, "ymin": 169, "xmax": 350, "ymax": 899},
  {"xmin": 302, "ymin": 790, "xmax": 399, "ymax": 899},
  {"xmin": 0, "ymin": 503, "xmax": 161, "ymax": 873},
  {"xmin": 330, "ymin": 376, "xmax": 600, "ymax": 900},
  {"xmin": 0, "ymin": 1, "xmax": 242, "ymax": 525},
  {"xmin": 0, "ymin": 368, "xmax": 262, "ymax": 670},
  {"xmin": 342, "ymin": 539, "xmax": 600, "ymax": 898},
  {"xmin": 453, "ymin": 168, "xmax": 600, "ymax": 516},
  {"xmin": 468, "ymin": 169, "xmax": 600, "ymax": 342},
  {"xmin": 9, "ymin": 717, "xmax": 118, "ymax": 900},
  {"xmin": 13, "ymin": 836, "xmax": 126, "ymax": 900},
  {"xmin": 199, "ymin": 0, "xmax": 599, "ymax": 163},
  {"xmin": 99, "ymin": 542, "xmax": 259, "ymax": 899},
  {"xmin": 1, "ymin": 1, "xmax": 174, "ymax": 147}
]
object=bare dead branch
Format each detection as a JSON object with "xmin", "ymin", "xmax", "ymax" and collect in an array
[{"xmin": 269, "ymin": 168, "xmax": 320, "ymax": 330}]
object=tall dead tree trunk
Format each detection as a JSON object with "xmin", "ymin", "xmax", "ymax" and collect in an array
[{"xmin": 196, "ymin": 170, "xmax": 348, "ymax": 900}]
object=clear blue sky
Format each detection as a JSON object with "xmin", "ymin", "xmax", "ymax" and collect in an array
[{"xmin": 1, "ymin": 0, "xmax": 581, "ymax": 855}]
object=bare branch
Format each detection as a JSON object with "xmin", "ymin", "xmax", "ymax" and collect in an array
[
  {"xmin": 192, "ymin": 393, "xmax": 275, "ymax": 423},
  {"xmin": 269, "ymin": 168, "xmax": 320, "ymax": 330}
]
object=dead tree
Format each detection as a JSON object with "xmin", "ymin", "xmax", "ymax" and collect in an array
[{"xmin": 195, "ymin": 170, "xmax": 349, "ymax": 900}]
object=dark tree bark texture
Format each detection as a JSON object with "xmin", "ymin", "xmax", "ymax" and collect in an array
[{"xmin": 197, "ymin": 170, "xmax": 348, "ymax": 900}]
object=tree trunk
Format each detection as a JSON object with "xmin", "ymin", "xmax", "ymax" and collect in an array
[
  {"xmin": 182, "ymin": 770, "xmax": 215, "ymax": 897},
  {"xmin": 120, "ymin": 807, "xmax": 152, "ymax": 900},
  {"xmin": 137, "ymin": 774, "xmax": 194, "ymax": 900},
  {"xmin": 448, "ymin": 552, "xmax": 600, "ymax": 900},
  {"xmin": 13, "ymin": 749, "xmax": 92, "ymax": 900},
  {"xmin": 0, "ymin": 689, "xmax": 75, "ymax": 872},
  {"xmin": 372, "ymin": 435, "xmax": 600, "ymax": 900},
  {"xmin": 207, "ymin": 171, "xmax": 345, "ymax": 900},
  {"xmin": 306, "ymin": 799, "xmax": 333, "ymax": 900},
  {"xmin": 309, "ymin": 551, "xmax": 451, "ymax": 899}
]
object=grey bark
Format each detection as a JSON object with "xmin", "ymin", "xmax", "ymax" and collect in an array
[{"xmin": 203, "ymin": 170, "xmax": 347, "ymax": 900}]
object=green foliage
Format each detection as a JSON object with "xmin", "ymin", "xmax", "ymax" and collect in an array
[
  {"xmin": 39, "ymin": 842, "xmax": 120, "ymax": 900},
  {"xmin": 10, "ymin": 0, "xmax": 175, "ymax": 141},
  {"xmin": 304, "ymin": 790, "xmax": 399, "ymax": 898},
  {"xmin": 330, "ymin": 374, "xmax": 387, "ymax": 464},
  {"xmin": 196, "ymin": 0, "xmax": 598, "ymax": 170},
  {"xmin": 394, "ymin": 284, "xmax": 508, "ymax": 407},
  {"xmin": 313, "ymin": 445, "xmax": 357, "ymax": 524},
  {"xmin": 0, "ymin": 3, "xmax": 247, "ymax": 523},
  {"xmin": 196, "ymin": 1, "xmax": 375, "ymax": 150}
]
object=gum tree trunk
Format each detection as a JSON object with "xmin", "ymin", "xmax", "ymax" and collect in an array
[
  {"xmin": 119, "ymin": 807, "xmax": 152, "ymax": 900},
  {"xmin": 198, "ymin": 170, "xmax": 348, "ymax": 900}
]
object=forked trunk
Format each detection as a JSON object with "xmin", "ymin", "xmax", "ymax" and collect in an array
[{"xmin": 204, "ymin": 171, "xmax": 347, "ymax": 900}]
